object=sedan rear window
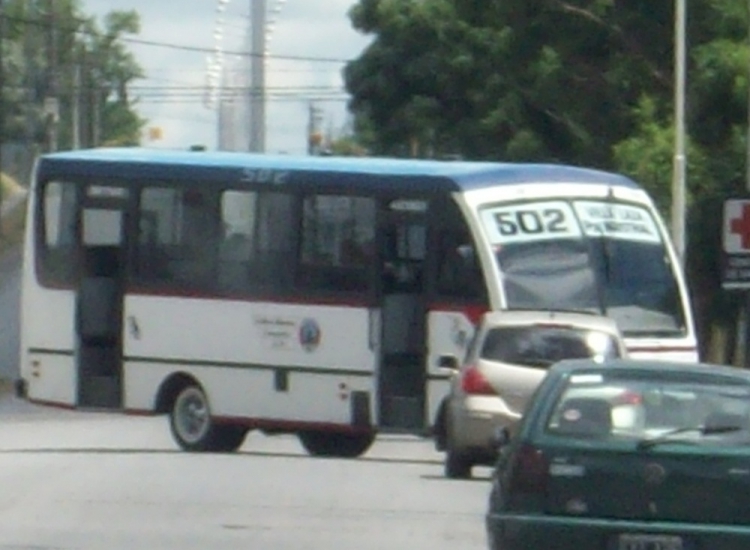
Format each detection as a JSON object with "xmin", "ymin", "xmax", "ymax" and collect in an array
[
  {"xmin": 480, "ymin": 326, "xmax": 621, "ymax": 369},
  {"xmin": 545, "ymin": 372, "xmax": 750, "ymax": 445}
]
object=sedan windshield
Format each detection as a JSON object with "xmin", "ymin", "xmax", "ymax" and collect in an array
[{"xmin": 479, "ymin": 199, "xmax": 686, "ymax": 337}]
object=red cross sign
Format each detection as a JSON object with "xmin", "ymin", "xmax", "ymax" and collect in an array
[{"xmin": 724, "ymin": 199, "xmax": 750, "ymax": 253}]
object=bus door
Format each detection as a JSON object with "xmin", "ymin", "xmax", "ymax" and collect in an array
[
  {"xmin": 75, "ymin": 186, "xmax": 129, "ymax": 409},
  {"xmin": 377, "ymin": 198, "xmax": 429, "ymax": 432}
]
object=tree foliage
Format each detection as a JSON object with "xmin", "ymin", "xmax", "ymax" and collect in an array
[
  {"xmin": 344, "ymin": 0, "xmax": 750, "ymax": 359},
  {"xmin": 0, "ymin": 0, "xmax": 145, "ymax": 150}
]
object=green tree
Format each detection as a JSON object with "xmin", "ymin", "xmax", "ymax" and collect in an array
[
  {"xmin": 344, "ymin": 0, "xmax": 750, "ymax": 361},
  {"xmin": 345, "ymin": 0, "xmax": 678, "ymax": 164},
  {"xmin": 1, "ymin": 0, "xmax": 145, "ymax": 151}
]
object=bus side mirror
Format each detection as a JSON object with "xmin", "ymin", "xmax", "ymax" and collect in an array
[{"xmin": 438, "ymin": 355, "xmax": 459, "ymax": 371}]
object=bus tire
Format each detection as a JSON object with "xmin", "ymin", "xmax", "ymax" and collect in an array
[
  {"xmin": 298, "ymin": 431, "xmax": 375, "ymax": 458},
  {"xmin": 444, "ymin": 413, "xmax": 472, "ymax": 479},
  {"xmin": 169, "ymin": 384, "xmax": 241, "ymax": 452},
  {"xmin": 211, "ymin": 425, "xmax": 248, "ymax": 453}
]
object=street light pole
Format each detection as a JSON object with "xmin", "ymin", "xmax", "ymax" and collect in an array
[
  {"xmin": 248, "ymin": 0, "xmax": 267, "ymax": 153},
  {"xmin": 671, "ymin": 0, "xmax": 687, "ymax": 266},
  {"xmin": 743, "ymin": 0, "xmax": 750, "ymax": 367},
  {"xmin": 0, "ymin": 0, "xmax": 5, "ymax": 240},
  {"xmin": 746, "ymin": 0, "xmax": 750, "ymax": 194}
]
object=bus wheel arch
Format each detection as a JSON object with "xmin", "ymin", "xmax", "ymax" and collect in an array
[{"xmin": 155, "ymin": 372, "xmax": 198, "ymax": 414}]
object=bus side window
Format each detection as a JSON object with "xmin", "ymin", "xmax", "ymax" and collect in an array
[
  {"xmin": 436, "ymin": 227, "xmax": 485, "ymax": 301},
  {"xmin": 40, "ymin": 180, "xmax": 79, "ymax": 286},
  {"xmin": 254, "ymin": 191, "xmax": 296, "ymax": 292},
  {"xmin": 219, "ymin": 190, "xmax": 256, "ymax": 293},
  {"xmin": 297, "ymin": 194, "xmax": 376, "ymax": 294},
  {"xmin": 382, "ymin": 222, "xmax": 426, "ymax": 293},
  {"xmin": 135, "ymin": 187, "xmax": 217, "ymax": 289}
]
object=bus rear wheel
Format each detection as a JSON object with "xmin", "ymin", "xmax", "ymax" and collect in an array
[
  {"xmin": 169, "ymin": 384, "xmax": 246, "ymax": 453},
  {"xmin": 298, "ymin": 431, "xmax": 375, "ymax": 458}
]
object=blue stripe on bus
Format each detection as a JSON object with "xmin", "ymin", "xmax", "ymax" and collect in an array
[{"xmin": 36, "ymin": 147, "xmax": 640, "ymax": 192}]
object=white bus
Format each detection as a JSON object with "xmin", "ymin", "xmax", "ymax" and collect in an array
[{"xmin": 18, "ymin": 148, "xmax": 698, "ymax": 456}]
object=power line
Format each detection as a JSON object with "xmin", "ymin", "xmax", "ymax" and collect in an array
[
  {"xmin": 2, "ymin": 12, "xmax": 354, "ymax": 64},
  {"xmin": 131, "ymin": 85, "xmax": 346, "ymax": 92},
  {"xmin": 138, "ymin": 96, "xmax": 349, "ymax": 104}
]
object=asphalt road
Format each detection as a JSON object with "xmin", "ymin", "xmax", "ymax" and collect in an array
[
  {"xmin": 0, "ymin": 394, "xmax": 491, "ymax": 550},
  {"xmin": 0, "ymin": 243, "xmax": 21, "ymax": 382}
]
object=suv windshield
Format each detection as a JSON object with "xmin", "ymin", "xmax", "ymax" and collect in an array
[{"xmin": 481, "ymin": 326, "xmax": 621, "ymax": 369}]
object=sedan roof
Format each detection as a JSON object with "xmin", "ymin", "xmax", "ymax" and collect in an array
[{"xmin": 549, "ymin": 358, "xmax": 750, "ymax": 381}]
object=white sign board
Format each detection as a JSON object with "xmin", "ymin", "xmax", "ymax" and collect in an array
[{"xmin": 721, "ymin": 198, "xmax": 750, "ymax": 289}]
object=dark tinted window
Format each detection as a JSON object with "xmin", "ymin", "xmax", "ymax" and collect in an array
[
  {"xmin": 297, "ymin": 194, "xmax": 375, "ymax": 293},
  {"xmin": 218, "ymin": 190, "xmax": 297, "ymax": 294},
  {"xmin": 435, "ymin": 200, "xmax": 485, "ymax": 300},
  {"xmin": 40, "ymin": 181, "xmax": 79, "ymax": 286},
  {"xmin": 481, "ymin": 325, "xmax": 620, "ymax": 368},
  {"xmin": 135, "ymin": 187, "xmax": 217, "ymax": 289}
]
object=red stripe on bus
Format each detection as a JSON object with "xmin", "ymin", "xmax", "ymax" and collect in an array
[
  {"xmin": 27, "ymin": 398, "xmax": 76, "ymax": 410},
  {"xmin": 124, "ymin": 409, "xmax": 159, "ymax": 417},
  {"xmin": 127, "ymin": 287, "xmax": 376, "ymax": 308},
  {"xmin": 428, "ymin": 303, "xmax": 489, "ymax": 326}
]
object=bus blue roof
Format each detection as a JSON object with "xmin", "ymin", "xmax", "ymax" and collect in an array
[{"xmin": 37, "ymin": 147, "xmax": 640, "ymax": 192}]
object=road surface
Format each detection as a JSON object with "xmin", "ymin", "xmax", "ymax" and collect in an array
[
  {"xmin": 0, "ymin": 395, "xmax": 491, "ymax": 550},
  {"xmin": 0, "ymin": 243, "xmax": 21, "ymax": 383}
]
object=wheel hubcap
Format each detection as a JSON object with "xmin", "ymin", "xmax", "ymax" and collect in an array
[{"xmin": 175, "ymin": 388, "xmax": 210, "ymax": 443}]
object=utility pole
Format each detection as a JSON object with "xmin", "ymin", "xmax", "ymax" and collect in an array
[
  {"xmin": 671, "ymin": 0, "xmax": 687, "ymax": 266},
  {"xmin": 0, "ymin": 0, "xmax": 5, "ymax": 239},
  {"xmin": 307, "ymin": 102, "xmax": 324, "ymax": 155},
  {"xmin": 44, "ymin": 0, "xmax": 59, "ymax": 153},
  {"xmin": 248, "ymin": 0, "xmax": 266, "ymax": 152},
  {"xmin": 72, "ymin": 54, "xmax": 81, "ymax": 150},
  {"xmin": 743, "ymin": 0, "xmax": 750, "ymax": 368}
]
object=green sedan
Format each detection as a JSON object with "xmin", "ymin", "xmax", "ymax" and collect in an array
[{"xmin": 486, "ymin": 358, "xmax": 750, "ymax": 550}]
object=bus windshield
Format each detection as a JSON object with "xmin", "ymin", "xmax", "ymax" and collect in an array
[{"xmin": 478, "ymin": 199, "xmax": 685, "ymax": 337}]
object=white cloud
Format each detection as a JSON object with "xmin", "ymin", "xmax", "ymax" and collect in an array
[{"xmin": 81, "ymin": 0, "xmax": 372, "ymax": 153}]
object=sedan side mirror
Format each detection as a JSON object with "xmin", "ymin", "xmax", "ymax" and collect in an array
[{"xmin": 438, "ymin": 355, "xmax": 459, "ymax": 371}]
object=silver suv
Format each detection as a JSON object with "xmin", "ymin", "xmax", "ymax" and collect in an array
[{"xmin": 435, "ymin": 310, "xmax": 627, "ymax": 479}]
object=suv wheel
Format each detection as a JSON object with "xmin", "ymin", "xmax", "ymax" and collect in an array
[{"xmin": 445, "ymin": 446, "xmax": 472, "ymax": 479}]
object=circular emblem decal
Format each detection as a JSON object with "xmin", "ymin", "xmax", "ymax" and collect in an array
[{"xmin": 299, "ymin": 318, "xmax": 321, "ymax": 352}]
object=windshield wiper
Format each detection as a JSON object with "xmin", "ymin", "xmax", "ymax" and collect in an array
[{"xmin": 636, "ymin": 425, "xmax": 742, "ymax": 451}]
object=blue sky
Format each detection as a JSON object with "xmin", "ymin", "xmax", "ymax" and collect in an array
[{"xmin": 81, "ymin": 1, "xmax": 372, "ymax": 153}]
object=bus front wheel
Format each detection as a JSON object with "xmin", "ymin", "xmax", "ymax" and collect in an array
[
  {"xmin": 298, "ymin": 431, "xmax": 375, "ymax": 458},
  {"xmin": 169, "ymin": 384, "xmax": 246, "ymax": 453}
]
